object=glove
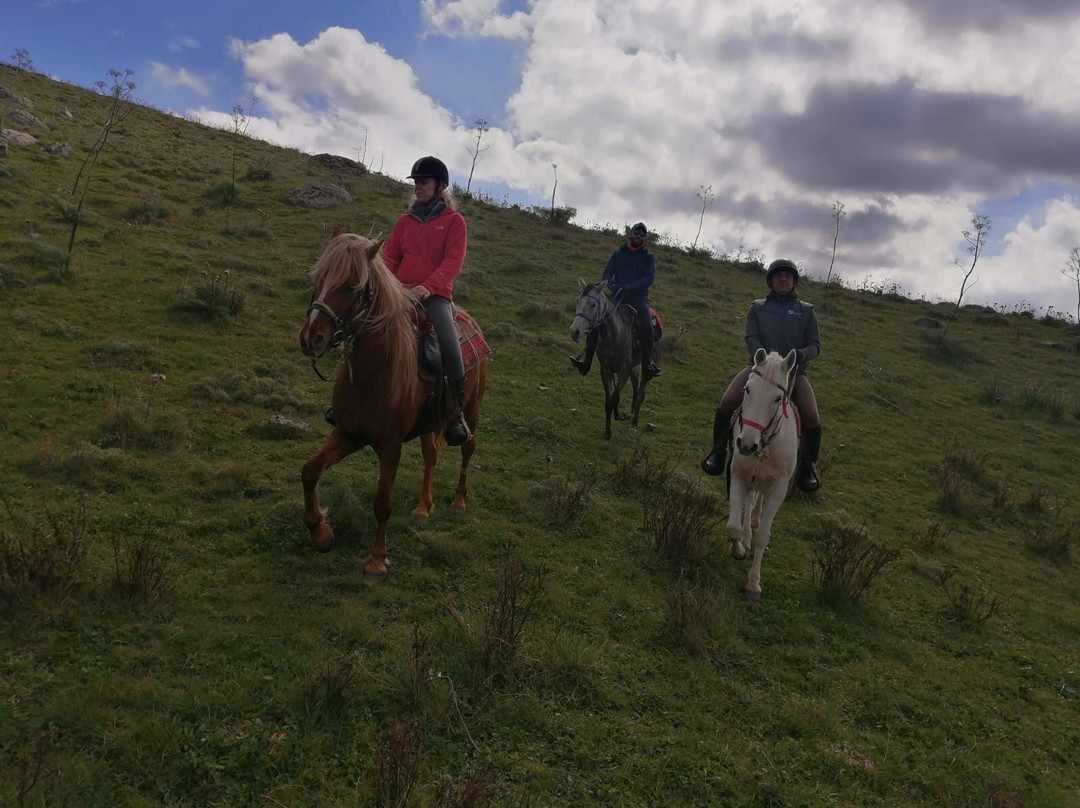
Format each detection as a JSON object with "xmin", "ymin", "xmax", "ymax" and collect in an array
[{"xmin": 795, "ymin": 349, "xmax": 808, "ymax": 366}]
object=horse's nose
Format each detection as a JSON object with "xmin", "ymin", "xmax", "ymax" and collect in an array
[
  {"xmin": 735, "ymin": 436, "xmax": 757, "ymax": 456},
  {"xmin": 299, "ymin": 328, "xmax": 326, "ymax": 356},
  {"xmin": 569, "ymin": 327, "xmax": 581, "ymax": 343}
]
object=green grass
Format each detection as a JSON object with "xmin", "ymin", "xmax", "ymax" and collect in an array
[{"xmin": 1, "ymin": 65, "xmax": 1079, "ymax": 808}]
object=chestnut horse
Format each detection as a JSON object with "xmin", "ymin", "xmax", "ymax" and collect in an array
[{"xmin": 298, "ymin": 229, "xmax": 488, "ymax": 577}]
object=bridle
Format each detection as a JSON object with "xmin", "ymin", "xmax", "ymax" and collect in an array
[
  {"xmin": 737, "ymin": 366, "xmax": 793, "ymax": 454},
  {"xmin": 305, "ymin": 280, "xmax": 374, "ymax": 381},
  {"xmin": 574, "ymin": 289, "xmax": 616, "ymax": 335}
]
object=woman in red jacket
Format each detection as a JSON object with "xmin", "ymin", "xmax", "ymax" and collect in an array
[{"xmin": 382, "ymin": 156, "xmax": 471, "ymax": 445}]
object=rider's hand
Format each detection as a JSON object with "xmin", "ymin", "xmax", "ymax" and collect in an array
[
  {"xmin": 795, "ymin": 348, "xmax": 808, "ymax": 366},
  {"xmin": 413, "ymin": 285, "xmax": 432, "ymax": 301}
]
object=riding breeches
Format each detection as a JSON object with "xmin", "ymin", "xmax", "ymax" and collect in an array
[
  {"xmin": 425, "ymin": 295, "xmax": 465, "ymax": 382},
  {"xmin": 718, "ymin": 366, "xmax": 820, "ymax": 428}
]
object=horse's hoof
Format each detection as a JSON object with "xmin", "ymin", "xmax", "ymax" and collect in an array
[
  {"xmin": 449, "ymin": 502, "xmax": 467, "ymax": 515},
  {"xmin": 730, "ymin": 543, "xmax": 747, "ymax": 560},
  {"xmin": 309, "ymin": 524, "xmax": 335, "ymax": 553},
  {"xmin": 744, "ymin": 588, "xmax": 762, "ymax": 602},
  {"xmin": 364, "ymin": 558, "xmax": 390, "ymax": 578},
  {"xmin": 411, "ymin": 509, "xmax": 430, "ymax": 526}
]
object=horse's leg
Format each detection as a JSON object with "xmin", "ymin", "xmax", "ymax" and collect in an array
[
  {"xmin": 301, "ymin": 430, "xmax": 362, "ymax": 553},
  {"xmin": 613, "ymin": 371, "xmax": 630, "ymax": 421},
  {"xmin": 727, "ymin": 475, "xmax": 752, "ymax": 560},
  {"xmin": 601, "ymin": 366, "xmax": 616, "ymax": 439},
  {"xmin": 367, "ymin": 441, "xmax": 403, "ymax": 578},
  {"xmin": 412, "ymin": 433, "xmax": 438, "ymax": 525},
  {"xmin": 629, "ymin": 370, "xmax": 643, "ymax": 428},
  {"xmin": 745, "ymin": 478, "xmax": 787, "ymax": 601}
]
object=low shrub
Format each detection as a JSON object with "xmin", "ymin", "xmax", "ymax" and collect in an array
[
  {"xmin": 1, "ymin": 497, "xmax": 89, "ymax": 606},
  {"xmin": 937, "ymin": 565, "xmax": 1008, "ymax": 624},
  {"xmin": 805, "ymin": 513, "xmax": 900, "ymax": 602}
]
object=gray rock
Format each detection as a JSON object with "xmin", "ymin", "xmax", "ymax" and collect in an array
[
  {"xmin": 41, "ymin": 142, "xmax": 73, "ymax": 157},
  {"xmin": 56, "ymin": 106, "xmax": 74, "ymax": 118},
  {"xmin": 914, "ymin": 317, "xmax": 940, "ymax": 328},
  {"xmin": 307, "ymin": 153, "xmax": 367, "ymax": 178},
  {"xmin": 285, "ymin": 182, "xmax": 353, "ymax": 209},
  {"xmin": 0, "ymin": 87, "xmax": 33, "ymax": 109},
  {"xmin": 0, "ymin": 129, "xmax": 37, "ymax": 147},
  {"xmin": 8, "ymin": 109, "xmax": 48, "ymax": 130}
]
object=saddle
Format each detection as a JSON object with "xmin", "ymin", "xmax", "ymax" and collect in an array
[
  {"xmin": 626, "ymin": 306, "xmax": 664, "ymax": 349},
  {"xmin": 410, "ymin": 305, "xmax": 491, "ymax": 381},
  {"xmin": 404, "ymin": 306, "xmax": 490, "ymax": 443}
]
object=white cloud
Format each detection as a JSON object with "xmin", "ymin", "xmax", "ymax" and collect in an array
[
  {"xmin": 148, "ymin": 62, "xmax": 209, "ymax": 95},
  {"xmin": 188, "ymin": 0, "xmax": 1080, "ymax": 309},
  {"xmin": 421, "ymin": 0, "xmax": 531, "ymax": 38},
  {"xmin": 168, "ymin": 35, "xmax": 200, "ymax": 53}
]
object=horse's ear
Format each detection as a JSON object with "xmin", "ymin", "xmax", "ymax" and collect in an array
[
  {"xmin": 579, "ymin": 277, "xmax": 588, "ymax": 291},
  {"xmin": 783, "ymin": 349, "xmax": 797, "ymax": 372},
  {"xmin": 365, "ymin": 239, "xmax": 384, "ymax": 262},
  {"xmin": 597, "ymin": 279, "xmax": 608, "ymax": 292},
  {"xmin": 331, "ymin": 225, "xmax": 343, "ymax": 239},
  {"xmin": 754, "ymin": 347, "xmax": 767, "ymax": 366}
]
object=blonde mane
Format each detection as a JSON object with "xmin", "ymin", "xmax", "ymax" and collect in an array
[{"xmin": 310, "ymin": 233, "xmax": 421, "ymax": 409}]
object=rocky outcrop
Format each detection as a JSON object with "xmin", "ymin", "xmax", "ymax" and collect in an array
[
  {"xmin": 285, "ymin": 182, "xmax": 353, "ymax": 209},
  {"xmin": 307, "ymin": 153, "xmax": 367, "ymax": 178},
  {"xmin": 56, "ymin": 106, "xmax": 74, "ymax": 119}
]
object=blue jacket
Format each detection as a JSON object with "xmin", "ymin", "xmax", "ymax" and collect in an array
[
  {"xmin": 603, "ymin": 244, "xmax": 655, "ymax": 298},
  {"xmin": 745, "ymin": 291, "xmax": 820, "ymax": 373}
]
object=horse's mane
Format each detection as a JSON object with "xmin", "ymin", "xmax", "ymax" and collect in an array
[{"xmin": 310, "ymin": 233, "xmax": 420, "ymax": 409}]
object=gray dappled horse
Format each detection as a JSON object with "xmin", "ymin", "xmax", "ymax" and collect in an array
[{"xmin": 569, "ymin": 279, "xmax": 650, "ymax": 439}]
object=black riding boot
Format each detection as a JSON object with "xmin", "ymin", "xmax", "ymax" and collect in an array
[
  {"xmin": 700, "ymin": 407, "xmax": 733, "ymax": 476},
  {"xmin": 639, "ymin": 322, "xmax": 661, "ymax": 380},
  {"xmin": 796, "ymin": 425, "xmax": 822, "ymax": 492},
  {"xmin": 569, "ymin": 331, "xmax": 598, "ymax": 376},
  {"xmin": 445, "ymin": 377, "xmax": 471, "ymax": 447},
  {"xmin": 325, "ymin": 407, "xmax": 337, "ymax": 427}
]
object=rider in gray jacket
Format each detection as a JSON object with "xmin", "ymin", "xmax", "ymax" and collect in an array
[{"xmin": 700, "ymin": 258, "xmax": 823, "ymax": 492}]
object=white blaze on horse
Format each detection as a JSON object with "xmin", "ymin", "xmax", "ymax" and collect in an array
[{"xmin": 727, "ymin": 348, "xmax": 799, "ymax": 600}]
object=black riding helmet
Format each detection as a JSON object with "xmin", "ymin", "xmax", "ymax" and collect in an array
[
  {"xmin": 407, "ymin": 155, "xmax": 450, "ymax": 187},
  {"xmin": 766, "ymin": 258, "xmax": 799, "ymax": 289}
]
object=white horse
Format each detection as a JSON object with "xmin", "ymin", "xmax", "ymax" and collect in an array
[{"xmin": 727, "ymin": 348, "xmax": 799, "ymax": 600}]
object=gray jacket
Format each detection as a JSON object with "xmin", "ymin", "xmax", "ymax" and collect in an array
[{"xmin": 745, "ymin": 291, "xmax": 820, "ymax": 374}]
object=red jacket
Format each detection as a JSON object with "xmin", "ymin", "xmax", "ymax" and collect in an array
[{"xmin": 381, "ymin": 206, "xmax": 467, "ymax": 300}]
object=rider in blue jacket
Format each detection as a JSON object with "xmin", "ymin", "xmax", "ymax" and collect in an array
[
  {"xmin": 700, "ymin": 258, "xmax": 823, "ymax": 492},
  {"xmin": 570, "ymin": 222, "xmax": 662, "ymax": 380}
]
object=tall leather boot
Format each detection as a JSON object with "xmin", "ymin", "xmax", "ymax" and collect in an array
[
  {"xmin": 700, "ymin": 406, "xmax": 733, "ymax": 476},
  {"xmin": 444, "ymin": 377, "xmax": 471, "ymax": 447},
  {"xmin": 569, "ymin": 331, "xmax": 598, "ymax": 376},
  {"xmin": 796, "ymin": 425, "xmax": 822, "ymax": 492}
]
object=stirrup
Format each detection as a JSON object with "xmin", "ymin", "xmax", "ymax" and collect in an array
[
  {"xmin": 700, "ymin": 449, "xmax": 724, "ymax": 477},
  {"xmin": 796, "ymin": 465, "xmax": 821, "ymax": 492},
  {"xmin": 445, "ymin": 417, "xmax": 471, "ymax": 447},
  {"xmin": 644, "ymin": 362, "xmax": 661, "ymax": 380}
]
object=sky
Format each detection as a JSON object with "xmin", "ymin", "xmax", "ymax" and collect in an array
[{"xmin": 6, "ymin": 0, "xmax": 1080, "ymax": 316}]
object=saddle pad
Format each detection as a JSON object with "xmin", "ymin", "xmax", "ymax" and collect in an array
[{"xmin": 455, "ymin": 308, "xmax": 491, "ymax": 369}]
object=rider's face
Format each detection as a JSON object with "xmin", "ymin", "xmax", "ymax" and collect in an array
[
  {"xmin": 413, "ymin": 178, "xmax": 438, "ymax": 202},
  {"xmin": 770, "ymin": 270, "xmax": 795, "ymax": 294}
]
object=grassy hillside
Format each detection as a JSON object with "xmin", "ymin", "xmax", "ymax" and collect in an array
[{"xmin": 2, "ymin": 66, "xmax": 1079, "ymax": 808}]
